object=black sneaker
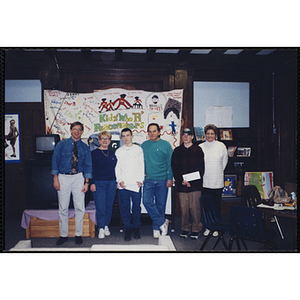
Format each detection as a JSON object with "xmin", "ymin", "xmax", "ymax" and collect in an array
[
  {"xmin": 75, "ymin": 236, "xmax": 83, "ymax": 245},
  {"xmin": 56, "ymin": 236, "xmax": 68, "ymax": 245},
  {"xmin": 190, "ymin": 232, "xmax": 200, "ymax": 239},
  {"xmin": 124, "ymin": 228, "xmax": 132, "ymax": 241},
  {"xmin": 180, "ymin": 231, "xmax": 190, "ymax": 238},
  {"xmin": 133, "ymin": 228, "xmax": 141, "ymax": 239}
]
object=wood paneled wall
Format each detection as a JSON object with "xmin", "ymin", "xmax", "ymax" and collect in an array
[{"xmin": 4, "ymin": 50, "xmax": 297, "ymax": 220}]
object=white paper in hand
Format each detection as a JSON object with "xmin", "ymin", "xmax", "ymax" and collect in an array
[{"xmin": 182, "ymin": 171, "xmax": 201, "ymax": 182}]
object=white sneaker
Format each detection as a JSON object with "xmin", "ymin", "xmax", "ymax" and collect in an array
[
  {"xmin": 160, "ymin": 219, "xmax": 169, "ymax": 236},
  {"xmin": 104, "ymin": 226, "xmax": 111, "ymax": 236},
  {"xmin": 203, "ymin": 229, "xmax": 210, "ymax": 236},
  {"xmin": 98, "ymin": 228, "xmax": 105, "ymax": 239},
  {"xmin": 153, "ymin": 230, "xmax": 161, "ymax": 238},
  {"xmin": 212, "ymin": 231, "xmax": 219, "ymax": 237}
]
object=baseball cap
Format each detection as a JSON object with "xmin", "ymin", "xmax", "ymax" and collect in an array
[{"xmin": 182, "ymin": 128, "xmax": 193, "ymax": 135}]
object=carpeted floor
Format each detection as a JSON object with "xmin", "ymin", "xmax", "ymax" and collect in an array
[{"xmin": 3, "ymin": 214, "xmax": 297, "ymax": 252}]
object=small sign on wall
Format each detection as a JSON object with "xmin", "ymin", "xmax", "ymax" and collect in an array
[
  {"xmin": 5, "ymin": 114, "xmax": 21, "ymax": 163},
  {"xmin": 205, "ymin": 106, "xmax": 233, "ymax": 128}
]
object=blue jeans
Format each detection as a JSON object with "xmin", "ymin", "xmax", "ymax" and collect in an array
[
  {"xmin": 118, "ymin": 188, "xmax": 142, "ymax": 230},
  {"xmin": 143, "ymin": 179, "xmax": 168, "ymax": 230},
  {"xmin": 93, "ymin": 180, "xmax": 116, "ymax": 230}
]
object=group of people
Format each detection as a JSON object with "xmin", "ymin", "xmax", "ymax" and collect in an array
[
  {"xmin": 51, "ymin": 121, "xmax": 228, "ymax": 246},
  {"xmin": 51, "ymin": 122, "xmax": 173, "ymax": 245},
  {"xmin": 172, "ymin": 125, "xmax": 228, "ymax": 239}
]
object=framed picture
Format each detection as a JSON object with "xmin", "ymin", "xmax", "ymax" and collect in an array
[
  {"xmin": 222, "ymin": 175, "xmax": 237, "ymax": 197},
  {"xmin": 194, "ymin": 127, "xmax": 206, "ymax": 141},
  {"xmin": 228, "ymin": 146, "xmax": 237, "ymax": 157},
  {"xmin": 236, "ymin": 147, "xmax": 251, "ymax": 157},
  {"xmin": 5, "ymin": 114, "xmax": 21, "ymax": 163},
  {"xmin": 220, "ymin": 129, "xmax": 233, "ymax": 140}
]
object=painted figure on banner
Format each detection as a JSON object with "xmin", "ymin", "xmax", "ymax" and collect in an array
[
  {"xmin": 145, "ymin": 93, "xmax": 166, "ymax": 112},
  {"xmin": 99, "ymin": 98, "xmax": 108, "ymax": 113},
  {"xmin": 133, "ymin": 96, "xmax": 143, "ymax": 109},
  {"xmin": 113, "ymin": 94, "xmax": 132, "ymax": 110},
  {"xmin": 106, "ymin": 100, "xmax": 114, "ymax": 111},
  {"xmin": 164, "ymin": 97, "xmax": 181, "ymax": 136}
]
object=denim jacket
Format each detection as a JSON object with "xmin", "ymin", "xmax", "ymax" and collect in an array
[{"xmin": 51, "ymin": 137, "xmax": 92, "ymax": 179}]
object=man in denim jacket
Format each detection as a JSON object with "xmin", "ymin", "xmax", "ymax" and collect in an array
[{"xmin": 51, "ymin": 122, "xmax": 92, "ymax": 245}]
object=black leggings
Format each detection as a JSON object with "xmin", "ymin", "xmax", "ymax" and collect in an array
[{"xmin": 202, "ymin": 188, "xmax": 223, "ymax": 214}]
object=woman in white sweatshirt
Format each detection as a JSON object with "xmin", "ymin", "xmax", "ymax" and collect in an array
[{"xmin": 199, "ymin": 124, "xmax": 228, "ymax": 237}]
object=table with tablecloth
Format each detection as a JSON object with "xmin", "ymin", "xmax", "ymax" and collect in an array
[{"xmin": 21, "ymin": 201, "xmax": 96, "ymax": 238}]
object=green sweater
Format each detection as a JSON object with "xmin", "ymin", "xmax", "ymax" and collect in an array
[{"xmin": 141, "ymin": 138, "xmax": 173, "ymax": 180}]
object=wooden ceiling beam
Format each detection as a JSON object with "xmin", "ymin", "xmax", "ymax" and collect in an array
[
  {"xmin": 146, "ymin": 49, "xmax": 156, "ymax": 61},
  {"xmin": 115, "ymin": 49, "xmax": 123, "ymax": 61},
  {"xmin": 178, "ymin": 49, "xmax": 191, "ymax": 61}
]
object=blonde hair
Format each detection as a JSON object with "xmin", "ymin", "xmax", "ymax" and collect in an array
[{"xmin": 98, "ymin": 131, "xmax": 112, "ymax": 140}]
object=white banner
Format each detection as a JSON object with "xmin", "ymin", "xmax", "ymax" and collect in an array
[{"xmin": 44, "ymin": 88, "xmax": 183, "ymax": 149}]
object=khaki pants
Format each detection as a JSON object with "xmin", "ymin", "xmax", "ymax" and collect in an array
[
  {"xmin": 178, "ymin": 191, "xmax": 203, "ymax": 233},
  {"xmin": 57, "ymin": 173, "xmax": 85, "ymax": 237}
]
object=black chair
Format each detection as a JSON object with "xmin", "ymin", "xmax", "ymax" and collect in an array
[
  {"xmin": 199, "ymin": 195, "xmax": 229, "ymax": 250},
  {"xmin": 242, "ymin": 185, "xmax": 284, "ymax": 239},
  {"xmin": 241, "ymin": 185, "xmax": 262, "ymax": 207},
  {"xmin": 228, "ymin": 205, "xmax": 277, "ymax": 250}
]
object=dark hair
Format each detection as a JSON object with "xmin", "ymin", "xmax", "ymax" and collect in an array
[
  {"xmin": 70, "ymin": 121, "xmax": 84, "ymax": 131},
  {"xmin": 204, "ymin": 124, "xmax": 218, "ymax": 137},
  {"xmin": 147, "ymin": 123, "xmax": 160, "ymax": 132},
  {"xmin": 121, "ymin": 128, "xmax": 132, "ymax": 135}
]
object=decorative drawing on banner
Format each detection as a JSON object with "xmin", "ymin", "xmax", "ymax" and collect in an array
[{"xmin": 44, "ymin": 88, "xmax": 183, "ymax": 149}]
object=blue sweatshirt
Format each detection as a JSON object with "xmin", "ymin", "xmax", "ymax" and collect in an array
[{"xmin": 90, "ymin": 148, "xmax": 117, "ymax": 184}]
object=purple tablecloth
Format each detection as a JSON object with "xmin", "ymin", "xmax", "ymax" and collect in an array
[{"xmin": 21, "ymin": 201, "xmax": 96, "ymax": 229}]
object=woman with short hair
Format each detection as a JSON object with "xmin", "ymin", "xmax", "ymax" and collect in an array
[
  {"xmin": 90, "ymin": 131, "xmax": 117, "ymax": 239},
  {"xmin": 199, "ymin": 124, "xmax": 228, "ymax": 237}
]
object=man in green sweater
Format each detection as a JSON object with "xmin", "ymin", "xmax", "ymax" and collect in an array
[{"xmin": 141, "ymin": 123, "xmax": 173, "ymax": 238}]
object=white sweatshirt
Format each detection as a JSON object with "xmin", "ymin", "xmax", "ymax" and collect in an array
[
  {"xmin": 199, "ymin": 140, "xmax": 228, "ymax": 189},
  {"xmin": 115, "ymin": 144, "xmax": 145, "ymax": 190}
]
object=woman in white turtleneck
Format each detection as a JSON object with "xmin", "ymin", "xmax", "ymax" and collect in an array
[{"xmin": 199, "ymin": 124, "xmax": 228, "ymax": 237}]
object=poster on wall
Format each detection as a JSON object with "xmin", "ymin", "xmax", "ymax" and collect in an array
[
  {"xmin": 194, "ymin": 127, "xmax": 205, "ymax": 141},
  {"xmin": 44, "ymin": 88, "xmax": 184, "ymax": 149},
  {"xmin": 222, "ymin": 175, "xmax": 237, "ymax": 197},
  {"xmin": 244, "ymin": 171, "xmax": 273, "ymax": 200},
  {"xmin": 5, "ymin": 114, "xmax": 21, "ymax": 163}
]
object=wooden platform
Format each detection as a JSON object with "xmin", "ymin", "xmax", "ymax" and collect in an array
[{"xmin": 26, "ymin": 213, "xmax": 95, "ymax": 239}]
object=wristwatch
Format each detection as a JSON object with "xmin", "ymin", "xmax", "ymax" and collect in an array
[{"xmin": 85, "ymin": 182, "xmax": 90, "ymax": 185}]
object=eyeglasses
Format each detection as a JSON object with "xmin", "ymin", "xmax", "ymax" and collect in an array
[
  {"xmin": 72, "ymin": 128, "xmax": 83, "ymax": 132},
  {"xmin": 101, "ymin": 138, "xmax": 110, "ymax": 141}
]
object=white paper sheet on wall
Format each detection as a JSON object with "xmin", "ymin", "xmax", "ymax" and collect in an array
[{"xmin": 205, "ymin": 106, "xmax": 233, "ymax": 128}]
